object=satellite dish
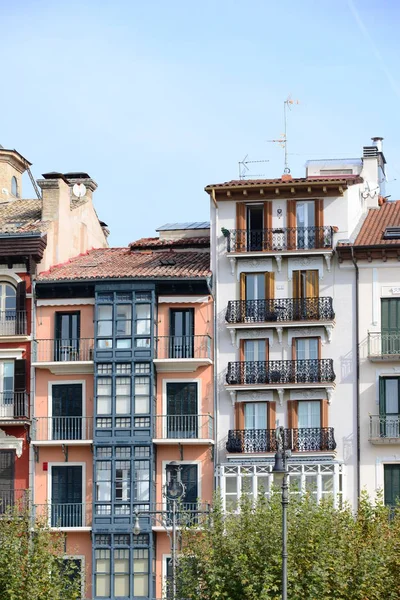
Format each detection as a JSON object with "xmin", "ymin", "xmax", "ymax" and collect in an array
[{"xmin": 72, "ymin": 183, "xmax": 87, "ymax": 198}]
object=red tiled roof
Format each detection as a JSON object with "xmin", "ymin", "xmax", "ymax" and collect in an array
[
  {"xmin": 354, "ymin": 201, "xmax": 400, "ymax": 246},
  {"xmin": 205, "ymin": 176, "xmax": 363, "ymax": 189},
  {"xmin": 129, "ymin": 236, "xmax": 209, "ymax": 249},
  {"xmin": 38, "ymin": 247, "xmax": 211, "ymax": 282}
]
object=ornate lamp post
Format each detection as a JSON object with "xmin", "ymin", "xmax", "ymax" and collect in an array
[
  {"xmin": 272, "ymin": 426, "xmax": 290, "ymax": 600},
  {"xmin": 134, "ymin": 462, "xmax": 208, "ymax": 600}
]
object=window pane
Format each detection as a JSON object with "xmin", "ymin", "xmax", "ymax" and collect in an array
[
  {"xmin": 136, "ymin": 305, "xmax": 150, "ymax": 320},
  {"xmin": 97, "ymin": 339, "xmax": 113, "ymax": 349},
  {"xmin": 116, "ymin": 339, "xmax": 131, "ymax": 349},
  {"xmin": 135, "ymin": 378, "xmax": 149, "ymax": 395},
  {"xmin": 117, "ymin": 305, "xmax": 132, "ymax": 320},
  {"xmin": 116, "ymin": 320, "xmax": 131, "ymax": 335},
  {"xmin": 136, "ymin": 320, "xmax": 151, "ymax": 335},
  {"xmin": 98, "ymin": 321, "xmax": 113, "ymax": 337},
  {"xmin": 133, "ymin": 575, "xmax": 148, "ymax": 597},
  {"xmin": 98, "ymin": 306, "xmax": 112, "ymax": 320},
  {"xmin": 96, "ymin": 575, "xmax": 110, "ymax": 597},
  {"xmin": 135, "ymin": 397, "xmax": 149, "ymax": 414}
]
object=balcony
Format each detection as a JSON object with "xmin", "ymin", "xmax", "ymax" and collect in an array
[
  {"xmin": 153, "ymin": 414, "xmax": 214, "ymax": 444},
  {"xmin": 0, "ymin": 488, "xmax": 28, "ymax": 514},
  {"xmin": 0, "ymin": 392, "xmax": 29, "ymax": 421},
  {"xmin": 34, "ymin": 503, "xmax": 91, "ymax": 530},
  {"xmin": 225, "ymin": 298, "xmax": 335, "ymax": 341},
  {"xmin": 154, "ymin": 335, "xmax": 212, "ymax": 372},
  {"xmin": 33, "ymin": 416, "xmax": 93, "ymax": 445},
  {"xmin": 368, "ymin": 332, "xmax": 400, "ymax": 361},
  {"xmin": 32, "ymin": 338, "xmax": 94, "ymax": 374},
  {"xmin": 0, "ymin": 310, "xmax": 27, "ymax": 337},
  {"xmin": 225, "ymin": 226, "xmax": 333, "ymax": 255},
  {"xmin": 149, "ymin": 502, "xmax": 210, "ymax": 530},
  {"xmin": 226, "ymin": 427, "xmax": 336, "ymax": 453},
  {"xmin": 226, "ymin": 359, "xmax": 335, "ymax": 388},
  {"xmin": 369, "ymin": 415, "xmax": 400, "ymax": 444}
]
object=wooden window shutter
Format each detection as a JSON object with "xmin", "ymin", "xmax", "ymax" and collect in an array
[
  {"xmin": 291, "ymin": 337, "xmax": 296, "ymax": 360},
  {"xmin": 16, "ymin": 281, "xmax": 26, "ymax": 335},
  {"xmin": 267, "ymin": 402, "xmax": 276, "ymax": 429},
  {"xmin": 265, "ymin": 272, "xmax": 275, "ymax": 300},
  {"xmin": 239, "ymin": 339, "xmax": 245, "ymax": 362},
  {"xmin": 321, "ymin": 399, "xmax": 329, "ymax": 428},
  {"xmin": 236, "ymin": 203, "xmax": 246, "ymax": 230},
  {"xmin": 235, "ymin": 402, "xmax": 245, "ymax": 429},
  {"xmin": 305, "ymin": 270, "xmax": 319, "ymax": 298},
  {"xmin": 264, "ymin": 202, "xmax": 272, "ymax": 251},
  {"xmin": 265, "ymin": 338, "xmax": 269, "ymax": 362},
  {"xmin": 315, "ymin": 199, "xmax": 324, "ymax": 227},
  {"xmin": 14, "ymin": 360, "xmax": 26, "ymax": 393},
  {"xmin": 287, "ymin": 400, "xmax": 298, "ymax": 429},
  {"xmin": 292, "ymin": 271, "xmax": 301, "ymax": 299},
  {"xmin": 240, "ymin": 273, "xmax": 246, "ymax": 301},
  {"xmin": 286, "ymin": 200, "xmax": 296, "ymax": 250},
  {"xmin": 318, "ymin": 336, "xmax": 322, "ymax": 359}
]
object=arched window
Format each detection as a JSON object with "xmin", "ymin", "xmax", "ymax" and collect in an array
[
  {"xmin": 0, "ymin": 284, "xmax": 16, "ymax": 335},
  {"xmin": 11, "ymin": 177, "xmax": 18, "ymax": 198}
]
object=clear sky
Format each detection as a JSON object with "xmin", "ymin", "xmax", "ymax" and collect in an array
[{"xmin": 1, "ymin": 0, "xmax": 400, "ymax": 246}]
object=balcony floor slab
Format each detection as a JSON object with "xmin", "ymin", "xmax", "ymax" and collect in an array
[
  {"xmin": 152, "ymin": 438, "xmax": 214, "ymax": 445},
  {"xmin": 32, "ymin": 361, "xmax": 94, "ymax": 374},
  {"xmin": 153, "ymin": 358, "xmax": 212, "ymax": 372}
]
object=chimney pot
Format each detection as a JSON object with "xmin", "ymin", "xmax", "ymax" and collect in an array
[
  {"xmin": 371, "ymin": 137, "xmax": 384, "ymax": 152},
  {"xmin": 281, "ymin": 173, "xmax": 293, "ymax": 181}
]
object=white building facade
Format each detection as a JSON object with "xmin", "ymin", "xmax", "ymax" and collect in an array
[{"xmin": 207, "ymin": 138, "xmax": 386, "ymax": 509}]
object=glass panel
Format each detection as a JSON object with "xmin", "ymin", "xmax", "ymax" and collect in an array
[
  {"xmin": 298, "ymin": 401, "xmax": 320, "ymax": 428},
  {"xmin": 385, "ymin": 380, "xmax": 399, "ymax": 414},
  {"xmin": 98, "ymin": 306, "xmax": 112, "ymax": 320},
  {"xmin": 245, "ymin": 274, "xmax": 265, "ymax": 301},
  {"xmin": 98, "ymin": 321, "xmax": 113, "ymax": 337},
  {"xmin": 136, "ymin": 305, "xmax": 150, "ymax": 320},
  {"xmin": 117, "ymin": 305, "xmax": 131, "ymax": 319}
]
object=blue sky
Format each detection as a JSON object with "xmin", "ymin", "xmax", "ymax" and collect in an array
[{"xmin": 1, "ymin": 0, "xmax": 400, "ymax": 246}]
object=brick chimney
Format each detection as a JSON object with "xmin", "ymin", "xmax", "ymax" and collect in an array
[{"xmin": 281, "ymin": 173, "xmax": 293, "ymax": 182}]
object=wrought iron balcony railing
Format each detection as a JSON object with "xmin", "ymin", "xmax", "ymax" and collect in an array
[
  {"xmin": 153, "ymin": 414, "xmax": 213, "ymax": 441},
  {"xmin": 33, "ymin": 338, "xmax": 94, "ymax": 362},
  {"xmin": 368, "ymin": 332, "xmax": 400, "ymax": 358},
  {"xmin": 33, "ymin": 416, "xmax": 93, "ymax": 442},
  {"xmin": 370, "ymin": 415, "xmax": 400, "ymax": 440},
  {"xmin": 155, "ymin": 335, "xmax": 212, "ymax": 360},
  {"xmin": 225, "ymin": 226, "xmax": 333, "ymax": 253},
  {"xmin": 35, "ymin": 503, "xmax": 91, "ymax": 528},
  {"xmin": 226, "ymin": 359, "xmax": 335, "ymax": 385},
  {"xmin": 0, "ymin": 392, "xmax": 29, "ymax": 419},
  {"xmin": 0, "ymin": 489, "xmax": 28, "ymax": 514},
  {"xmin": 226, "ymin": 297, "xmax": 335, "ymax": 324},
  {"xmin": 0, "ymin": 310, "xmax": 27, "ymax": 336},
  {"xmin": 226, "ymin": 427, "xmax": 336, "ymax": 453}
]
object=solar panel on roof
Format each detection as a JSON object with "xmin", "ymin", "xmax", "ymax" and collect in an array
[{"xmin": 157, "ymin": 221, "xmax": 210, "ymax": 231}]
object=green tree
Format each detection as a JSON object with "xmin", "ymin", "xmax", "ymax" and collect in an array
[
  {"xmin": 0, "ymin": 504, "xmax": 81, "ymax": 600},
  {"xmin": 177, "ymin": 490, "xmax": 400, "ymax": 600}
]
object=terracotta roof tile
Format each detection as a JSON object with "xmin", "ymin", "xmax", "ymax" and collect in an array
[
  {"xmin": 0, "ymin": 199, "xmax": 46, "ymax": 234},
  {"xmin": 354, "ymin": 201, "xmax": 400, "ymax": 246},
  {"xmin": 129, "ymin": 236, "xmax": 209, "ymax": 249},
  {"xmin": 38, "ymin": 247, "xmax": 211, "ymax": 282},
  {"xmin": 205, "ymin": 176, "xmax": 363, "ymax": 189}
]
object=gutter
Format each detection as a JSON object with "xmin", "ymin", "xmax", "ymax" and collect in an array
[{"xmin": 350, "ymin": 246, "xmax": 360, "ymax": 504}]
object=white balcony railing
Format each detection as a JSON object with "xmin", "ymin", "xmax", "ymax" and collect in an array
[{"xmin": 33, "ymin": 417, "xmax": 93, "ymax": 442}]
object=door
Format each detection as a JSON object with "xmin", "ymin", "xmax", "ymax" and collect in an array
[
  {"xmin": 55, "ymin": 312, "xmax": 80, "ymax": 361},
  {"xmin": 381, "ymin": 299, "xmax": 400, "ymax": 355},
  {"xmin": 379, "ymin": 378, "xmax": 400, "ymax": 438},
  {"xmin": 169, "ymin": 309, "xmax": 194, "ymax": 358},
  {"xmin": 0, "ymin": 361, "xmax": 14, "ymax": 418},
  {"xmin": 51, "ymin": 465, "xmax": 83, "ymax": 527},
  {"xmin": 244, "ymin": 340, "xmax": 267, "ymax": 383},
  {"xmin": 295, "ymin": 338, "xmax": 319, "ymax": 382},
  {"xmin": 52, "ymin": 384, "xmax": 83, "ymax": 440},
  {"xmin": 0, "ymin": 284, "xmax": 16, "ymax": 335},
  {"xmin": 297, "ymin": 401, "xmax": 321, "ymax": 450},
  {"xmin": 384, "ymin": 464, "xmax": 400, "ymax": 508},
  {"xmin": 246, "ymin": 205, "xmax": 264, "ymax": 251},
  {"xmin": 241, "ymin": 273, "xmax": 275, "ymax": 322},
  {"xmin": 292, "ymin": 270, "xmax": 319, "ymax": 320},
  {"xmin": 166, "ymin": 382, "xmax": 198, "ymax": 439},
  {"xmin": 244, "ymin": 403, "xmax": 268, "ymax": 452},
  {"xmin": 296, "ymin": 201, "xmax": 315, "ymax": 249},
  {"xmin": 0, "ymin": 450, "xmax": 14, "ymax": 513},
  {"xmin": 166, "ymin": 464, "xmax": 198, "ymax": 511}
]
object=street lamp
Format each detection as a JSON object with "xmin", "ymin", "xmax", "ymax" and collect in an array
[
  {"xmin": 272, "ymin": 426, "xmax": 289, "ymax": 600},
  {"xmin": 133, "ymin": 462, "xmax": 186, "ymax": 600}
]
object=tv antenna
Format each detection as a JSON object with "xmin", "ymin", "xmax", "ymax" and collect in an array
[
  {"xmin": 268, "ymin": 95, "xmax": 299, "ymax": 174},
  {"xmin": 238, "ymin": 155, "xmax": 269, "ymax": 180}
]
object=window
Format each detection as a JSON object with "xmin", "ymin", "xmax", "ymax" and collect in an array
[
  {"xmin": 169, "ymin": 309, "xmax": 194, "ymax": 358},
  {"xmin": 244, "ymin": 340, "xmax": 266, "ymax": 362},
  {"xmin": 0, "ymin": 450, "xmax": 15, "ymax": 513},
  {"xmin": 244, "ymin": 403, "xmax": 267, "ymax": 430},
  {"xmin": 97, "ymin": 305, "xmax": 113, "ymax": 348},
  {"xmin": 114, "ymin": 549, "xmax": 129, "ymax": 597},
  {"xmin": 134, "ymin": 376, "xmax": 150, "ymax": 414},
  {"xmin": 295, "ymin": 338, "xmax": 319, "ymax": 383},
  {"xmin": 379, "ymin": 378, "xmax": 400, "ymax": 437},
  {"xmin": 115, "ymin": 461, "xmax": 130, "ymax": 501},
  {"xmin": 58, "ymin": 558, "xmax": 82, "ymax": 597},
  {"xmin": 166, "ymin": 382, "xmax": 198, "ymax": 439},
  {"xmin": 296, "ymin": 201, "xmax": 315, "ymax": 249},
  {"xmin": 51, "ymin": 465, "xmax": 82, "ymax": 527},
  {"xmin": 97, "ymin": 461, "xmax": 112, "ymax": 502},
  {"xmin": 133, "ymin": 549, "xmax": 149, "ymax": 597},
  {"xmin": 116, "ymin": 377, "xmax": 130, "ymax": 414},
  {"xmin": 136, "ymin": 304, "xmax": 151, "ymax": 335},
  {"xmin": 246, "ymin": 204, "xmax": 264, "ymax": 251},
  {"xmin": 0, "ymin": 361, "xmax": 14, "ymax": 418},
  {"xmin": 11, "ymin": 176, "xmax": 18, "ymax": 197},
  {"xmin": 381, "ymin": 299, "xmax": 400, "ymax": 354},
  {"xmin": 55, "ymin": 312, "xmax": 80, "ymax": 361},
  {"xmin": 166, "ymin": 464, "xmax": 198, "ymax": 509},
  {"xmin": 241, "ymin": 340, "xmax": 268, "ymax": 384},
  {"xmin": 51, "ymin": 384, "xmax": 82, "ymax": 441},
  {"xmin": 134, "ymin": 460, "xmax": 150, "ymax": 501},
  {"xmin": 97, "ymin": 377, "xmax": 112, "ymax": 414},
  {"xmin": 95, "ymin": 549, "xmax": 111, "ymax": 597},
  {"xmin": 384, "ymin": 464, "xmax": 400, "ymax": 507}
]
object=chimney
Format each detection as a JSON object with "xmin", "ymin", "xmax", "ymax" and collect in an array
[
  {"xmin": 361, "ymin": 136, "xmax": 387, "ymax": 207},
  {"xmin": 38, "ymin": 173, "xmax": 71, "ymax": 221},
  {"xmin": 371, "ymin": 136, "xmax": 383, "ymax": 153},
  {"xmin": 281, "ymin": 173, "xmax": 293, "ymax": 182},
  {"xmin": 63, "ymin": 172, "xmax": 98, "ymax": 203}
]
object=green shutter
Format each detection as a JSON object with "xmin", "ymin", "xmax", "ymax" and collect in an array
[
  {"xmin": 384, "ymin": 465, "xmax": 400, "ymax": 506},
  {"xmin": 379, "ymin": 378, "xmax": 386, "ymax": 415}
]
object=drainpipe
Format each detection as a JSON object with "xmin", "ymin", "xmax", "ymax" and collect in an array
[
  {"xmin": 350, "ymin": 246, "xmax": 360, "ymax": 504},
  {"xmin": 208, "ymin": 189, "xmax": 218, "ymax": 490},
  {"xmin": 29, "ymin": 277, "xmax": 36, "ymax": 511}
]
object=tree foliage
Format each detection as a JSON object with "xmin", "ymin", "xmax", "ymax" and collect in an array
[
  {"xmin": 177, "ymin": 490, "xmax": 400, "ymax": 600},
  {"xmin": 0, "ymin": 505, "xmax": 81, "ymax": 600}
]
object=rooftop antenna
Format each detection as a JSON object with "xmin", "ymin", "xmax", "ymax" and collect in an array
[
  {"xmin": 268, "ymin": 95, "xmax": 299, "ymax": 173},
  {"xmin": 238, "ymin": 155, "xmax": 269, "ymax": 180}
]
